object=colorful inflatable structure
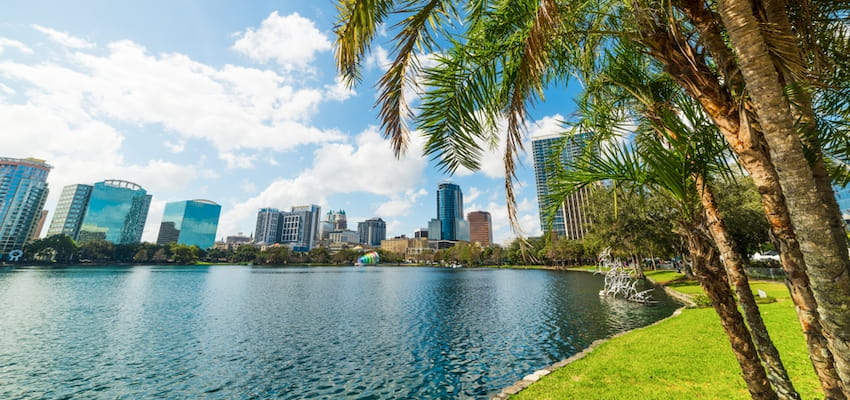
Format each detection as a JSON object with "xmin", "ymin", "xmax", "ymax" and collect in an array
[{"xmin": 355, "ymin": 251, "xmax": 380, "ymax": 266}]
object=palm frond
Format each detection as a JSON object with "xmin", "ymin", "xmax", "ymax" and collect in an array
[
  {"xmin": 377, "ymin": 0, "xmax": 455, "ymax": 157},
  {"xmin": 334, "ymin": 0, "xmax": 396, "ymax": 86}
]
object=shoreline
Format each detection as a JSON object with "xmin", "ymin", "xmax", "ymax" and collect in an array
[{"xmin": 490, "ymin": 268, "xmax": 690, "ymax": 399}]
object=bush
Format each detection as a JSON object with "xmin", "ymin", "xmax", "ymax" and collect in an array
[
  {"xmin": 755, "ymin": 295, "xmax": 777, "ymax": 304},
  {"xmin": 692, "ymin": 294, "xmax": 712, "ymax": 307}
]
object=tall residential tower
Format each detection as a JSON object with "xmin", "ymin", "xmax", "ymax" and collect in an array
[
  {"xmin": 531, "ymin": 133, "xmax": 593, "ymax": 240},
  {"xmin": 0, "ymin": 157, "xmax": 51, "ymax": 257},
  {"xmin": 47, "ymin": 184, "xmax": 93, "ymax": 239}
]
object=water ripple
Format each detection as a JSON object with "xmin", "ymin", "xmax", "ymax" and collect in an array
[{"xmin": 0, "ymin": 266, "xmax": 678, "ymax": 399}]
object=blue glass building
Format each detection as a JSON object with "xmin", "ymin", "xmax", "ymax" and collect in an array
[
  {"xmin": 77, "ymin": 180, "xmax": 151, "ymax": 244},
  {"xmin": 156, "ymin": 199, "xmax": 221, "ymax": 249},
  {"xmin": 435, "ymin": 181, "xmax": 469, "ymax": 241},
  {"xmin": 0, "ymin": 157, "xmax": 51, "ymax": 257}
]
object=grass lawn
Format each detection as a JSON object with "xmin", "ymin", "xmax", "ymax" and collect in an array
[{"xmin": 514, "ymin": 279, "xmax": 823, "ymax": 400}]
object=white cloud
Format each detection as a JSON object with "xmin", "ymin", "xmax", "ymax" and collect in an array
[
  {"xmin": 455, "ymin": 114, "xmax": 564, "ymax": 179},
  {"xmin": 219, "ymin": 127, "xmax": 428, "ymax": 236},
  {"xmin": 0, "ymin": 83, "xmax": 14, "ymax": 95},
  {"xmin": 324, "ymin": 75, "xmax": 356, "ymax": 101},
  {"xmin": 32, "ymin": 24, "xmax": 94, "ymax": 49},
  {"xmin": 528, "ymin": 114, "xmax": 565, "ymax": 139},
  {"xmin": 232, "ymin": 11, "xmax": 331, "ymax": 70},
  {"xmin": 464, "ymin": 187, "xmax": 482, "ymax": 205},
  {"xmin": 376, "ymin": 188, "xmax": 428, "ymax": 217},
  {"xmin": 165, "ymin": 139, "xmax": 186, "ymax": 153},
  {"xmin": 366, "ymin": 46, "xmax": 391, "ymax": 71},
  {"xmin": 0, "ymin": 36, "xmax": 347, "ymax": 166},
  {"xmin": 0, "ymin": 37, "xmax": 33, "ymax": 55}
]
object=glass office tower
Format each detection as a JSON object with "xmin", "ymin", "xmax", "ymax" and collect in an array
[
  {"xmin": 0, "ymin": 157, "xmax": 51, "ymax": 256},
  {"xmin": 436, "ymin": 181, "xmax": 463, "ymax": 240},
  {"xmin": 77, "ymin": 180, "xmax": 151, "ymax": 244},
  {"xmin": 47, "ymin": 184, "xmax": 93, "ymax": 239},
  {"xmin": 156, "ymin": 199, "xmax": 221, "ymax": 249}
]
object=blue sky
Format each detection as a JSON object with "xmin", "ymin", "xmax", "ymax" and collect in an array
[{"xmin": 1, "ymin": 1, "xmax": 582, "ymax": 245}]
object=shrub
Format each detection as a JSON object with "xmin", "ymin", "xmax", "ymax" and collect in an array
[{"xmin": 692, "ymin": 294, "xmax": 712, "ymax": 307}]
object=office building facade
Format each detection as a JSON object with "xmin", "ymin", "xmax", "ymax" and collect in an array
[
  {"xmin": 255, "ymin": 208, "xmax": 281, "ymax": 245},
  {"xmin": 467, "ymin": 211, "xmax": 492, "ymax": 246},
  {"xmin": 156, "ymin": 199, "xmax": 221, "ymax": 248},
  {"xmin": 531, "ymin": 133, "xmax": 593, "ymax": 240},
  {"xmin": 284, "ymin": 205, "xmax": 321, "ymax": 251},
  {"xmin": 255, "ymin": 205, "xmax": 321, "ymax": 251},
  {"xmin": 0, "ymin": 157, "xmax": 51, "ymax": 256},
  {"xmin": 358, "ymin": 217, "xmax": 386, "ymax": 246},
  {"xmin": 47, "ymin": 184, "xmax": 93, "ymax": 239},
  {"xmin": 77, "ymin": 179, "xmax": 151, "ymax": 244},
  {"xmin": 437, "ymin": 182, "xmax": 463, "ymax": 240}
]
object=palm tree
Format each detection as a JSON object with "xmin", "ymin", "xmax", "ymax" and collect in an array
[
  {"xmin": 552, "ymin": 131, "xmax": 780, "ymax": 398},
  {"xmin": 334, "ymin": 1, "xmax": 850, "ymax": 396}
]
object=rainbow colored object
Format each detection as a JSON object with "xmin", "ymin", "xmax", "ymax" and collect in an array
[{"xmin": 356, "ymin": 251, "xmax": 380, "ymax": 265}]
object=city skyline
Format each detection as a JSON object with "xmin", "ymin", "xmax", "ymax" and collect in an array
[{"xmin": 0, "ymin": 2, "xmax": 572, "ymax": 246}]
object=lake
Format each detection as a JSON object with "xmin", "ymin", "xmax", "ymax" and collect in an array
[{"xmin": 0, "ymin": 265, "xmax": 679, "ymax": 399}]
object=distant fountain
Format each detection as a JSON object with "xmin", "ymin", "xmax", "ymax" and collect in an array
[{"xmin": 596, "ymin": 248, "xmax": 655, "ymax": 304}]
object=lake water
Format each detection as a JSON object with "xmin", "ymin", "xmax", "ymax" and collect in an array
[{"xmin": 0, "ymin": 265, "xmax": 679, "ymax": 399}]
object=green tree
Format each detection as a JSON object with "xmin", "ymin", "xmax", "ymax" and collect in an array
[
  {"xmin": 205, "ymin": 247, "xmax": 227, "ymax": 262},
  {"xmin": 79, "ymin": 239, "xmax": 114, "ymax": 262},
  {"xmin": 231, "ymin": 244, "xmax": 259, "ymax": 263},
  {"xmin": 133, "ymin": 248, "xmax": 149, "ymax": 263},
  {"xmin": 23, "ymin": 234, "xmax": 79, "ymax": 263},
  {"xmin": 259, "ymin": 246, "xmax": 289, "ymax": 265},
  {"xmin": 332, "ymin": 248, "xmax": 359, "ymax": 265},
  {"xmin": 170, "ymin": 243, "xmax": 200, "ymax": 264},
  {"xmin": 715, "ymin": 177, "xmax": 771, "ymax": 256},
  {"xmin": 152, "ymin": 248, "xmax": 168, "ymax": 263},
  {"xmin": 308, "ymin": 247, "xmax": 331, "ymax": 264}
]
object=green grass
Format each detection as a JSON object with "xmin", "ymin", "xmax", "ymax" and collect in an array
[
  {"xmin": 514, "ymin": 280, "xmax": 822, "ymax": 400},
  {"xmin": 644, "ymin": 270, "xmax": 685, "ymax": 284}
]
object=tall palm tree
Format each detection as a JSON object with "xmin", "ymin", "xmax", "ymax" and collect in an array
[
  {"xmin": 552, "ymin": 132, "xmax": 778, "ymax": 399},
  {"xmin": 334, "ymin": 1, "xmax": 850, "ymax": 397}
]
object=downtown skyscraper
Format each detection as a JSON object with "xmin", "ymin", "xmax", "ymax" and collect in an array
[
  {"xmin": 47, "ymin": 184, "xmax": 93, "ymax": 239},
  {"xmin": 156, "ymin": 199, "xmax": 222, "ymax": 249},
  {"xmin": 358, "ymin": 217, "xmax": 386, "ymax": 246},
  {"xmin": 0, "ymin": 157, "xmax": 51, "ymax": 257},
  {"xmin": 467, "ymin": 211, "xmax": 492, "ymax": 246},
  {"xmin": 77, "ymin": 180, "xmax": 152, "ymax": 244},
  {"xmin": 429, "ymin": 181, "xmax": 469, "ymax": 241},
  {"xmin": 531, "ymin": 133, "xmax": 593, "ymax": 240}
]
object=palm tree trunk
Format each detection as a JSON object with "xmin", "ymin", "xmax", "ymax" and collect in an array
[
  {"xmin": 697, "ymin": 175, "xmax": 800, "ymax": 400},
  {"xmin": 682, "ymin": 221, "xmax": 778, "ymax": 400},
  {"xmin": 669, "ymin": 2, "xmax": 846, "ymax": 396},
  {"xmin": 718, "ymin": 0, "xmax": 850, "ymax": 394}
]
